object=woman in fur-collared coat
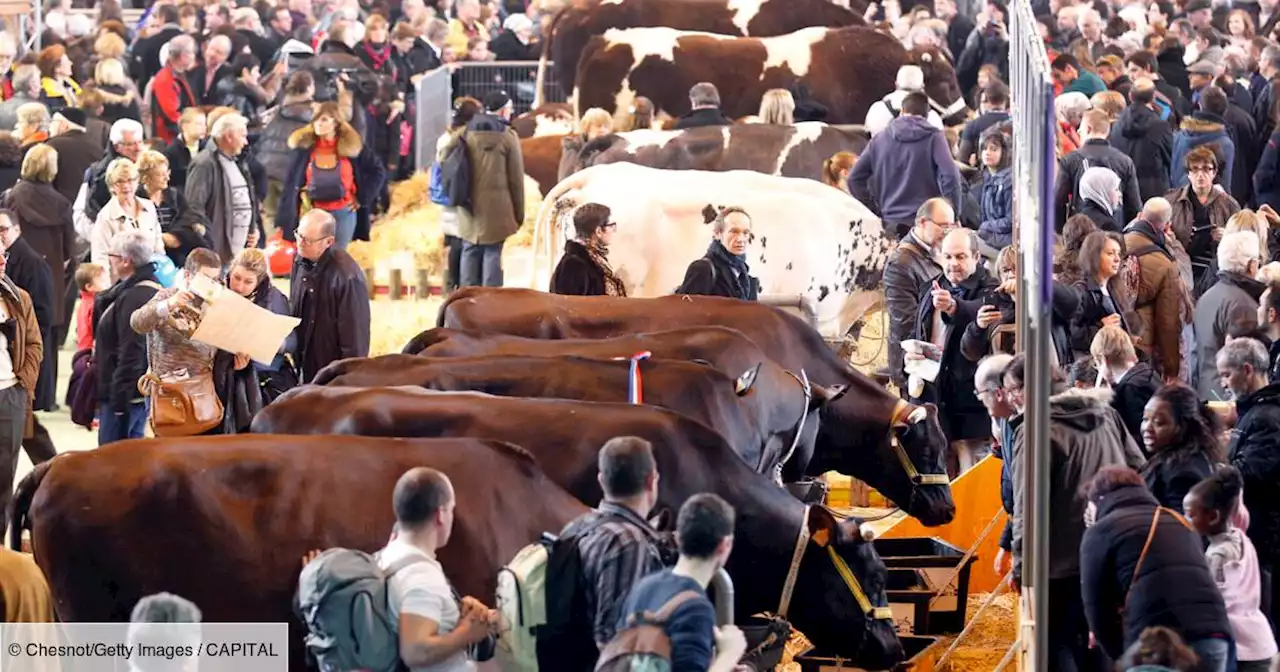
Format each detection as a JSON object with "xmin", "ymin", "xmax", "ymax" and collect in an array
[{"xmin": 276, "ymin": 101, "xmax": 386, "ymax": 249}]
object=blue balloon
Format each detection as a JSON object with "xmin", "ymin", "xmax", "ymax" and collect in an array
[{"xmin": 152, "ymin": 255, "xmax": 178, "ymax": 288}]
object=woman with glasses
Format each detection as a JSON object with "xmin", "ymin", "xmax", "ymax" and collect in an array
[
  {"xmin": 136, "ymin": 150, "xmax": 206, "ymax": 268},
  {"xmin": 90, "ymin": 158, "xmax": 163, "ymax": 283},
  {"xmin": 1168, "ymin": 145, "xmax": 1240, "ymax": 294},
  {"xmin": 550, "ymin": 202, "xmax": 626, "ymax": 297}
]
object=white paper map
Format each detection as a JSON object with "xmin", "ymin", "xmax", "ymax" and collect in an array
[{"xmin": 188, "ymin": 274, "xmax": 301, "ymax": 365}]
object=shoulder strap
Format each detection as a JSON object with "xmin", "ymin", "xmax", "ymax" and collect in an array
[
  {"xmin": 137, "ymin": 281, "xmax": 163, "ymax": 291},
  {"xmin": 384, "ymin": 554, "xmax": 430, "ymax": 576},
  {"xmin": 632, "ymin": 590, "xmax": 703, "ymax": 627},
  {"xmin": 1124, "ymin": 507, "xmax": 1192, "ymax": 613}
]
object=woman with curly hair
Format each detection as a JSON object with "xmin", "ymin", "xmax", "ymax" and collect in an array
[{"xmin": 1140, "ymin": 383, "xmax": 1220, "ymax": 511}]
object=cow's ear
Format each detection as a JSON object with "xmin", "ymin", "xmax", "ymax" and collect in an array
[
  {"xmin": 701, "ymin": 204, "xmax": 718, "ymax": 224},
  {"xmin": 647, "ymin": 507, "xmax": 674, "ymax": 532},
  {"xmin": 809, "ymin": 506, "xmax": 865, "ymax": 547},
  {"xmin": 734, "ymin": 363, "xmax": 761, "ymax": 396},
  {"xmin": 810, "ymin": 384, "xmax": 849, "ymax": 409}
]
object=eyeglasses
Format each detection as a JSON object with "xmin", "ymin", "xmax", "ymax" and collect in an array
[
  {"xmin": 297, "ymin": 234, "xmax": 333, "ymax": 246},
  {"xmin": 1188, "ymin": 166, "xmax": 1215, "ymax": 175},
  {"xmin": 976, "ymin": 386, "xmax": 1000, "ymax": 396},
  {"xmin": 600, "ymin": 222, "xmax": 618, "ymax": 230}
]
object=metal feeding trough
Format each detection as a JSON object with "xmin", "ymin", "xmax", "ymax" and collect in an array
[
  {"xmin": 873, "ymin": 538, "xmax": 976, "ymax": 636},
  {"xmin": 795, "ymin": 635, "xmax": 943, "ymax": 671}
]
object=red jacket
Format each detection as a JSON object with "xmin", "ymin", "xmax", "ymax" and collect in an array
[{"xmin": 150, "ymin": 65, "xmax": 196, "ymax": 143}]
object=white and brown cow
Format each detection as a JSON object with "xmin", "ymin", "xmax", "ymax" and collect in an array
[
  {"xmin": 542, "ymin": 0, "xmax": 866, "ymax": 97},
  {"xmin": 529, "ymin": 162, "xmax": 892, "ymax": 338},
  {"xmin": 573, "ymin": 26, "xmax": 967, "ymax": 126},
  {"xmin": 524, "ymin": 122, "xmax": 870, "ymax": 196},
  {"xmin": 510, "ymin": 102, "xmax": 577, "ymax": 138}
]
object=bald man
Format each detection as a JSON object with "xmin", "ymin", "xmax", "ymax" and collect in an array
[{"xmin": 290, "ymin": 209, "xmax": 370, "ymax": 382}]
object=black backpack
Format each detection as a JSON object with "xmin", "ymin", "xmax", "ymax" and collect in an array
[
  {"xmin": 536, "ymin": 529, "xmax": 602, "ymax": 672},
  {"xmin": 438, "ymin": 132, "xmax": 472, "ymax": 210}
]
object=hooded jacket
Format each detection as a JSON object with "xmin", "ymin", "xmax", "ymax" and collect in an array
[
  {"xmin": 458, "ymin": 113, "xmax": 525, "ymax": 246},
  {"xmin": 1011, "ymin": 386, "xmax": 1147, "ymax": 581},
  {"xmin": 1124, "ymin": 219, "xmax": 1193, "ymax": 379},
  {"xmin": 1110, "ymin": 103, "xmax": 1174, "ymax": 203},
  {"xmin": 278, "ymin": 120, "xmax": 387, "ymax": 243},
  {"xmin": 848, "ymin": 115, "xmax": 964, "ymax": 224},
  {"xmin": 1230, "ymin": 382, "xmax": 1280, "ymax": 564},
  {"xmin": 1171, "ymin": 112, "xmax": 1237, "ymax": 192},
  {"xmin": 1080, "ymin": 484, "xmax": 1230, "ymax": 660},
  {"xmin": 96, "ymin": 83, "xmax": 141, "ymax": 126},
  {"xmin": 93, "ymin": 263, "xmax": 158, "ymax": 413},
  {"xmin": 1195, "ymin": 271, "xmax": 1265, "ymax": 399}
]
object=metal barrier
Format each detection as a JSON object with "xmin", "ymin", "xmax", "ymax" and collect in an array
[
  {"xmin": 414, "ymin": 61, "xmax": 567, "ymax": 170},
  {"xmin": 414, "ymin": 67, "xmax": 454, "ymax": 176},
  {"xmin": 451, "ymin": 60, "xmax": 567, "ymax": 115},
  {"xmin": 1010, "ymin": 0, "xmax": 1057, "ymax": 668}
]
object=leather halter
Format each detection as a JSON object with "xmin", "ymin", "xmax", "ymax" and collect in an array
[
  {"xmin": 771, "ymin": 369, "xmax": 813, "ymax": 484},
  {"xmin": 775, "ymin": 506, "xmax": 894, "ymax": 622},
  {"xmin": 889, "ymin": 399, "xmax": 950, "ymax": 487}
]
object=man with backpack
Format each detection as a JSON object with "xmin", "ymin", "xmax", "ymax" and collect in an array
[
  {"xmin": 598, "ymin": 494, "xmax": 747, "ymax": 672},
  {"xmin": 1053, "ymin": 109, "xmax": 1143, "ymax": 232},
  {"xmin": 864, "ymin": 65, "xmax": 945, "ymax": 138},
  {"xmin": 541, "ymin": 436, "xmax": 666, "ymax": 670},
  {"xmin": 299, "ymin": 467, "xmax": 496, "ymax": 672},
  {"xmin": 1111, "ymin": 79, "xmax": 1175, "ymax": 203}
]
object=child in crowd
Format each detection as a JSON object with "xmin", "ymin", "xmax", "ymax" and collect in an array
[
  {"xmin": 1185, "ymin": 466, "xmax": 1278, "ymax": 671},
  {"xmin": 74, "ymin": 263, "xmax": 109, "ymax": 353}
]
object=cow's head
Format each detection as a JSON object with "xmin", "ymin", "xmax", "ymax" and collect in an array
[
  {"xmin": 887, "ymin": 403, "xmax": 955, "ymax": 524},
  {"xmin": 792, "ymin": 507, "xmax": 904, "ymax": 667},
  {"xmin": 908, "ymin": 46, "xmax": 969, "ymax": 126}
]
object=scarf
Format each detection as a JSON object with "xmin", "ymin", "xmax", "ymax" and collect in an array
[
  {"xmin": 707, "ymin": 240, "xmax": 754, "ymax": 300},
  {"xmin": 584, "ymin": 241, "xmax": 626, "ymax": 297},
  {"xmin": 362, "ymin": 41, "xmax": 393, "ymax": 71}
]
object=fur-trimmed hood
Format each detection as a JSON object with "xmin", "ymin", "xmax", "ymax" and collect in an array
[
  {"xmin": 1180, "ymin": 113, "xmax": 1226, "ymax": 134},
  {"xmin": 1049, "ymin": 386, "xmax": 1118, "ymax": 433},
  {"xmin": 287, "ymin": 121, "xmax": 362, "ymax": 157}
]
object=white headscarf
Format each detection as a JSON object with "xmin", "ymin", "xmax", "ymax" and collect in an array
[{"xmin": 1079, "ymin": 166, "xmax": 1121, "ymax": 215}]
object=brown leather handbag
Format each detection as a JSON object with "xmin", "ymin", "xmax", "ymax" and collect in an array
[{"xmin": 137, "ymin": 296, "xmax": 224, "ymax": 437}]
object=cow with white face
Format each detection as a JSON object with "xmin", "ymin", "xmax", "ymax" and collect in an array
[{"xmin": 530, "ymin": 162, "xmax": 894, "ymax": 338}]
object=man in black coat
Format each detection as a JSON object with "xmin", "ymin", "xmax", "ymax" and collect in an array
[
  {"xmin": 1092, "ymin": 325, "xmax": 1160, "ymax": 445},
  {"xmin": 674, "ymin": 207, "xmax": 759, "ymax": 301},
  {"xmin": 1111, "ymin": 79, "xmax": 1175, "ymax": 203},
  {"xmin": 910, "ymin": 228, "xmax": 999, "ymax": 477},
  {"xmin": 1055, "ymin": 109, "xmax": 1143, "ymax": 230},
  {"xmin": 673, "ymin": 83, "xmax": 733, "ymax": 130},
  {"xmin": 1126, "ymin": 50, "xmax": 1191, "ymax": 125},
  {"xmin": 0, "ymin": 212, "xmax": 55, "ymax": 465},
  {"xmin": 45, "ymin": 109, "xmax": 102, "ymax": 207},
  {"xmin": 1219, "ymin": 336, "xmax": 1280, "ymax": 630},
  {"xmin": 131, "ymin": 5, "xmax": 185, "ymax": 84},
  {"xmin": 92, "ymin": 230, "xmax": 161, "ymax": 445},
  {"xmin": 290, "ymin": 209, "xmax": 371, "ymax": 383}
]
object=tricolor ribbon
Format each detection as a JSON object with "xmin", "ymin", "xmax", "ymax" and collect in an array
[{"xmin": 615, "ymin": 351, "xmax": 652, "ymax": 404}]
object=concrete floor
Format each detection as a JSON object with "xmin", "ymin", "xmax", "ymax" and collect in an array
[{"xmin": 14, "ymin": 345, "xmax": 96, "ymax": 486}]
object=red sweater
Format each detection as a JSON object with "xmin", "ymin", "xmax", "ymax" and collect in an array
[
  {"xmin": 150, "ymin": 65, "xmax": 196, "ymax": 143},
  {"xmin": 76, "ymin": 290, "xmax": 95, "ymax": 353}
]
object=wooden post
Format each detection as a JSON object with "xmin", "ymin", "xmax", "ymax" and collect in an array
[
  {"xmin": 416, "ymin": 268, "xmax": 431, "ymax": 300},
  {"xmin": 389, "ymin": 269, "xmax": 404, "ymax": 301}
]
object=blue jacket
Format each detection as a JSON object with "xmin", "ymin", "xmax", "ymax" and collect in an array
[
  {"xmin": 616, "ymin": 570, "xmax": 715, "ymax": 672},
  {"xmin": 1171, "ymin": 112, "xmax": 1235, "ymax": 192},
  {"xmin": 848, "ymin": 115, "xmax": 964, "ymax": 224},
  {"xmin": 979, "ymin": 167, "xmax": 1012, "ymax": 248},
  {"xmin": 1254, "ymin": 129, "xmax": 1280, "ymax": 212}
]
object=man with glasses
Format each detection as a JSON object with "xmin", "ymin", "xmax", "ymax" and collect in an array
[
  {"xmin": 882, "ymin": 197, "xmax": 951, "ymax": 392},
  {"xmin": 674, "ymin": 207, "xmax": 758, "ymax": 301},
  {"xmin": 974, "ymin": 354, "xmax": 1015, "ymax": 578},
  {"xmin": 93, "ymin": 230, "xmax": 161, "ymax": 445},
  {"xmin": 290, "ymin": 209, "xmax": 369, "ymax": 383},
  {"xmin": 72, "ymin": 118, "xmax": 145, "ymax": 243}
]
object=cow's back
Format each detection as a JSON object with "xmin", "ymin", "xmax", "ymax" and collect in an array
[
  {"xmin": 27, "ymin": 437, "xmax": 584, "ymax": 628},
  {"xmin": 412, "ymin": 326, "xmax": 770, "ymax": 377},
  {"xmin": 549, "ymin": 0, "xmax": 865, "ymax": 92}
]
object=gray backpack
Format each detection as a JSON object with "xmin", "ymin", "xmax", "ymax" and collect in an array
[{"xmin": 297, "ymin": 548, "xmax": 425, "ymax": 672}]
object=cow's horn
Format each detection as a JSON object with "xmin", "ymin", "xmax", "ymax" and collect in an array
[
  {"xmin": 861, "ymin": 526, "xmax": 876, "ymax": 542},
  {"xmin": 908, "ymin": 407, "xmax": 928, "ymax": 424}
]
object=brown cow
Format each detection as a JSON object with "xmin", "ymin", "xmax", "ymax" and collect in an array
[
  {"xmin": 544, "ymin": 0, "xmax": 866, "ymax": 94},
  {"xmin": 8, "ymin": 436, "xmax": 586, "ymax": 671},
  {"xmin": 574, "ymin": 27, "xmax": 966, "ymax": 126},
  {"xmin": 402, "ymin": 326, "xmax": 764, "ymax": 375},
  {"xmin": 311, "ymin": 354, "xmax": 842, "ymax": 477},
  {"xmin": 249, "ymin": 386, "xmax": 906, "ymax": 667},
  {"xmin": 436, "ymin": 288, "xmax": 956, "ymax": 526},
  {"xmin": 522, "ymin": 123, "xmax": 869, "ymax": 197}
]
